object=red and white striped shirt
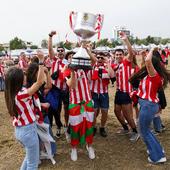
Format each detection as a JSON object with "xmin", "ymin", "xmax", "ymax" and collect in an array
[
  {"xmin": 88, "ymin": 64, "xmax": 110, "ymax": 93},
  {"xmin": 114, "ymin": 59, "xmax": 133, "ymax": 94},
  {"xmin": 69, "ymin": 69, "xmax": 92, "ymax": 104},
  {"xmin": 18, "ymin": 59, "xmax": 28, "ymax": 70},
  {"xmin": 51, "ymin": 58, "xmax": 67, "ymax": 90},
  {"xmin": 0, "ymin": 64, "xmax": 4, "ymax": 77},
  {"xmin": 13, "ymin": 87, "xmax": 38, "ymax": 126},
  {"xmin": 137, "ymin": 73, "xmax": 163, "ymax": 103},
  {"xmin": 44, "ymin": 58, "xmax": 53, "ymax": 68},
  {"xmin": 165, "ymin": 49, "xmax": 170, "ymax": 58}
]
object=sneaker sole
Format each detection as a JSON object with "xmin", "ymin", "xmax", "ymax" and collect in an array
[{"xmin": 148, "ymin": 157, "xmax": 167, "ymax": 164}]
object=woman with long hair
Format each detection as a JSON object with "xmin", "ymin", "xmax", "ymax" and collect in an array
[
  {"xmin": 4, "ymin": 54, "xmax": 45, "ymax": 170},
  {"xmin": 129, "ymin": 48, "xmax": 170, "ymax": 163}
]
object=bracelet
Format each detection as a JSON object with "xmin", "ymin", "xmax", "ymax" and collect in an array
[
  {"xmin": 39, "ymin": 62, "xmax": 44, "ymax": 65},
  {"xmin": 48, "ymin": 34, "xmax": 52, "ymax": 37}
]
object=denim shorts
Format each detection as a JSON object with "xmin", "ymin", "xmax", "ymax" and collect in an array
[
  {"xmin": 92, "ymin": 92, "xmax": 109, "ymax": 109},
  {"xmin": 114, "ymin": 90, "xmax": 132, "ymax": 105}
]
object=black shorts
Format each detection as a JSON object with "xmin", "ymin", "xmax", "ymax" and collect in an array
[
  {"xmin": 114, "ymin": 90, "xmax": 132, "ymax": 105},
  {"xmin": 60, "ymin": 89, "xmax": 69, "ymax": 105}
]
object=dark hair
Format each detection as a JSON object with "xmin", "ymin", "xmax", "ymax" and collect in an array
[
  {"xmin": 162, "ymin": 50, "xmax": 166, "ymax": 56},
  {"xmin": 115, "ymin": 49, "xmax": 124, "ymax": 55},
  {"xmin": 129, "ymin": 51, "xmax": 170, "ymax": 88},
  {"xmin": 129, "ymin": 66, "xmax": 148, "ymax": 87},
  {"xmin": 57, "ymin": 46, "xmax": 65, "ymax": 51},
  {"xmin": 65, "ymin": 51, "xmax": 75, "ymax": 60},
  {"xmin": 30, "ymin": 56, "xmax": 39, "ymax": 64},
  {"xmin": 4, "ymin": 67, "xmax": 24, "ymax": 117},
  {"xmin": 26, "ymin": 63, "xmax": 39, "ymax": 87},
  {"xmin": 152, "ymin": 51, "xmax": 170, "ymax": 87}
]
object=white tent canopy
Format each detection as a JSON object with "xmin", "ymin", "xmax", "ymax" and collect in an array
[{"xmin": 95, "ymin": 46, "xmax": 112, "ymax": 52}]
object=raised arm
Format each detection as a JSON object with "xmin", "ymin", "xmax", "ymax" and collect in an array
[
  {"xmin": 145, "ymin": 49, "xmax": 156, "ymax": 77},
  {"xmin": 139, "ymin": 50, "xmax": 147, "ymax": 67},
  {"xmin": 103, "ymin": 57, "xmax": 115, "ymax": 78},
  {"xmin": 27, "ymin": 51, "xmax": 45, "ymax": 95},
  {"xmin": 82, "ymin": 42, "xmax": 97, "ymax": 65},
  {"xmin": 44, "ymin": 67, "xmax": 52, "ymax": 89},
  {"xmin": 119, "ymin": 32, "xmax": 134, "ymax": 62},
  {"xmin": 48, "ymin": 31, "xmax": 56, "ymax": 60},
  {"xmin": 66, "ymin": 70, "xmax": 76, "ymax": 89}
]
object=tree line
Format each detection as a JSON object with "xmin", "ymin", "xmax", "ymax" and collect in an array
[{"xmin": 0, "ymin": 36, "xmax": 170, "ymax": 51}]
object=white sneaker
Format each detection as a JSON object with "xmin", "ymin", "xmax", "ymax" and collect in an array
[
  {"xmin": 38, "ymin": 160, "xmax": 42, "ymax": 165},
  {"xmin": 147, "ymin": 149, "xmax": 165, "ymax": 155},
  {"xmin": 71, "ymin": 148, "xmax": 77, "ymax": 161},
  {"xmin": 86, "ymin": 145, "xmax": 95, "ymax": 160},
  {"xmin": 130, "ymin": 132, "xmax": 140, "ymax": 142},
  {"xmin": 148, "ymin": 157, "xmax": 167, "ymax": 164}
]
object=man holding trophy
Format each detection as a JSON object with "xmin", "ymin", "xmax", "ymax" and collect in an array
[{"xmin": 65, "ymin": 11, "xmax": 103, "ymax": 161}]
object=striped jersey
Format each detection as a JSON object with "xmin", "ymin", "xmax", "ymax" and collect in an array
[
  {"xmin": 13, "ymin": 87, "xmax": 40, "ymax": 126},
  {"xmin": 18, "ymin": 59, "xmax": 28, "ymax": 70},
  {"xmin": 44, "ymin": 57, "xmax": 53, "ymax": 68},
  {"xmin": 0, "ymin": 64, "xmax": 4, "ymax": 77},
  {"xmin": 51, "ymin": 58, "xmax": 67, "ymax": 90},
  {"xmin": 88, "ymin": 64, "xmax": 110, "ymax": 93},
  {"xmin": 137, "ymin": 73, "xmax": 163, "ymax": 103},
  {"xmin": 69, "ymin": 69, "xmax": 92, "ymax": 104},
  {"xmin": 114, "ymin": 59, "xmax": 133, "ymax": 94}
]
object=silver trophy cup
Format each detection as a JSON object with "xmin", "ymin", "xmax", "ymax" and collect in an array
[{"xmin": 69, "ymin": 11, "xmax": 103, "ymax": 69}]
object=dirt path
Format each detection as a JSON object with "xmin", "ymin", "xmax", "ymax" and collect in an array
[{"xmin": 0, "ymin": 85, "xmax": 170, "ymax": 170}]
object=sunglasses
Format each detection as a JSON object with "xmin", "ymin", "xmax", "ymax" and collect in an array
[
  {"xmin": 97, "ymin": 57, "xmax": 104, "ymax": 60},
  {"xmin": 57, "ymin": 49, "xmax": 64, "ymax": 52}
]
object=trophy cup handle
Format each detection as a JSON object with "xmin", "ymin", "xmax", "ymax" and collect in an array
[
  {"xmin": 95, "ymin": 14, "xmax": 104, "ymax": 33},
  {"xmin": 69, "ymin": 11, "xmax": 76, "ymax": 30}
]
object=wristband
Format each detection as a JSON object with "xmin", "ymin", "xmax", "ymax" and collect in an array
[{"xmin": 39, "ymin": 62, "xmax": 44, "ymax": 65}]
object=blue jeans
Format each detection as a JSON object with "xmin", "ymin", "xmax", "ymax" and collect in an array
[
  {"xmin": 138, "ymin": 98, "xmax": 165, "ymax": 162},
  {"xmin": 153, "ymin": 116, "xmax": 162, "ymax": 132},
  {"xmin": 15, "ymin": 122, "xmax": 39, "ymax": 170},
  {"xmin": 0, "ymin": 77, "xmax": 4, "ymax": 91}
]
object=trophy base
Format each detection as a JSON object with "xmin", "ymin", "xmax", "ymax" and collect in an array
[
  {"xmin": 74, "ymin": 28, "xmax": 96, "ymax": 39},
  {"xmin": 69, "ymin": 57, "xmax": 92, "ymax": 70},
  {"xmin": 69, "ymin": 64, "xmax": 92, "ymax": 70}
]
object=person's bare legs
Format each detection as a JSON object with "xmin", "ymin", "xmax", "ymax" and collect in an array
[
  {"xmin": 101, "ymin": 108, "xmax": 108, "ymax": 127},
  {"xmin": 93, "ymin": 108, "xmax": 100, "ymax": 127},
  {"xmin": 122, "ymin": 104, "xmax": 136, "ymax": 129},
  {"xmin": 99, "ymin": 108, "xmax": 108, "ymax": 137},
  {"xmin": 114, "ymin": 104, "xmax": 127, "ymax": 126},
  {"xmin": 114, "ymin": 104, "xmax": 129, "ymax": 134},
  {"xmin": 122, "ymin": 104, "xmax": 139, "ymax": 142}
]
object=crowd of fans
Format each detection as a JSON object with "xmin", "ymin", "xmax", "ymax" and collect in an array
[{"xmin": 2, "ymin": 31, "xmax": 170, "ymax": 169}]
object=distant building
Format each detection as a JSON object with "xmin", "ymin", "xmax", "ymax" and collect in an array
[
  {"xmin": 153, "ymin": 37, "xmax": 161, "ymax": 42},
  {"xmin": 0, "ymin": 43, "xmax": 10, "ymax": 50},
  {"xmin": 113, "ymin": 26, "xmax": 130, "ymax": 41}
]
